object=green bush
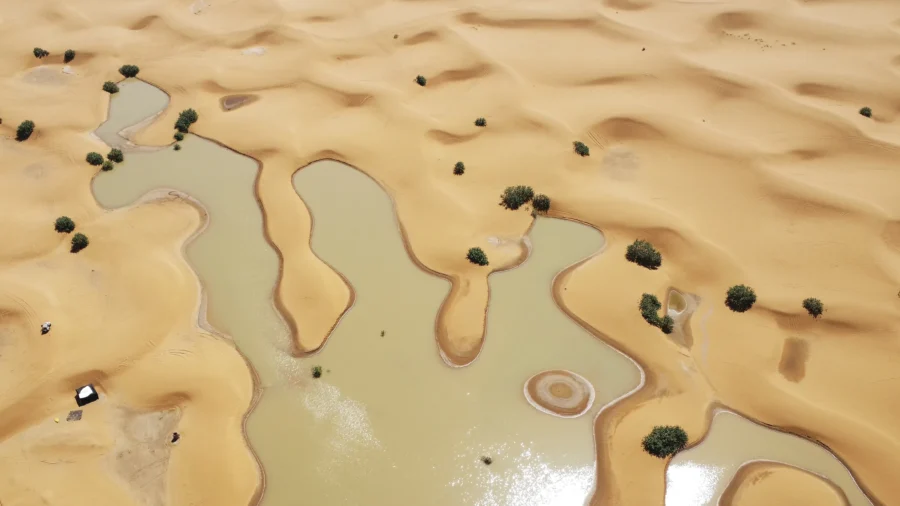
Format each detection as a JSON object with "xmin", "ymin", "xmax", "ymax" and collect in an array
[
  {"xmin": 178, "ymin": 108, "xmax": 199, "ymax": 125},
  {"xmin": 480, "ymin": 456, "xmax": 493, "ymax": 465},
  {"xmin": 33, "ymin": 48, "xmax": 49, "ymax": 59},
  {"xmin": 532, "ymin": 194, "xmax": 550, "ymax": 213},
  {"xmin": 467, "ymin": 247, "xmax": 489, "ymax": 266},
  {"xmin": 802, "ymin": 297, "xmax": 824, "ymax": 318},
  {"xmin": 725, "ymin": 284, "xmax": 756, "ymax": 312},
  {"xmin": 174, "ymin": 144, "xmax": 182, "ymax": 151},
  {"xmin": 859, "ymin": 107, "xmax": 872, "ymax": 118},
  {"xmin": 415, "ymin": 75, "xmax": 427, "ymax": 86},
  {"xmin": 174, "ymin": 118, "xmax": 191, "ymax": 133},
  {"xmin": 475, "ymin": 117, "xmax": 486, "ymax": 127},
  {"xmin": 54, "ymin": 216, "xmax": 75, "ymax": 233},
  {"xmin": 453, "ymin": 161, "xmax": 465, "ymax": 175},
  {"xmin": 70, "ymin": 233, "xmax": 89, "ymax": 253},
  {"xmin": 64, "ymin": 49, "xmax": 76, "ymax": 63},
  {"xmin": 573, "ymin": 141, "xmax": 590, "ymax": 156},
  {"xmin": 16, "ymin": 120, "xmax": 35, "ymax": 141},
  {"xmin": 312, "ymin": 365, "xmax": 322, "ymax": 378},
  {"xmin": 658, "ymin": 315, "xmax": 674, "ymax": 334},
  {"xmin": 102, "ymin": 81, "xmax": 119, "ymax": 94},
  {"xmin": 625, "ymin": 239, "xmax": 662, "ymax": 270},
  {"xmin": 174, "ymin": 132, "xmax": 184, "ymax": 141},
  {"xmin": 642, "ymin": 425, "xmax": 688, "ymax": 458},
  {"xmin": 499, "ymin": 185, "xmax": 535, "ymax": 210},
  {"xmin": 639, "ymin": 294, "xmax": 674, "ymax": 334},
  {"xmin": 119, "ymin": 64, "xmax": 140, "ymax": 78},
  {"xmin": 107, "ymin": 148, "xmax": 124, "ymax": 163},
  {"xmin": 101, "ymin": 160, "xmax": 114, "ymax": 172},
  {"xmin": 85, "ymin": 152, "xmax": 104, "ymax": 166}
]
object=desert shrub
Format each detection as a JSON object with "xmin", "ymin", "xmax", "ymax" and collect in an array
[
  {"xmin": 174, "ymin": 132, "xmax": 184, "ymax": 141},
  {"xmin": 802, "ymin": 297, "xmax": 824, "ymax": 318},
  {"xmin": 178, "ymin": 108, "xmax": 199, "ymax": 125},
  {"xmin": 625, "ymin": 239, "xmax": 662, "ymax": 270},
  {"xmin": 859, "ymin": 107, "xmax": 872, "ymax": 118},
  {"xmin": 312, "ymin": 366, "xmax": 322, "ymax": 378},
  {"xmin": 532, "ymin": 194, "xmax": 550, "ymax": 213},
  {"xmin": 725, "ymin": 284, "xmax": 756, "ymax": 312},
  {"xmin": 642, "ymin": 426, "xmax": 688, "ymax": 458},
  {"xmin": 102, "ymin": 81, "xmax": 119, "ymax": 94},
  {"xmin": 101, "ymin": 160, "xmax": 114, "ymax": 172},
  {"xmin": 480, "ymin": 456, "xmax": 493, "ymax": 465},
  {"xmin": 475, "ymin": 117, "xmax": 487, "ymax": 127},
  {"xmin": 119, "ymin": 64, "xmax": 140, "ymax": 78},
  {"xmin": 107, "ymin": 148, "xmax": 124, "ymax": 163},
  {"xmin": 639, "ymin": 294, "xmax": 674, "ymax": 334},
  {"xmin": 454, "ymin": 161, "xmax": 465, "ymax": 175},
  {"xmin": 54, "ymin": 216, "xmax": 75, "ymax": 233},
  {"xmin": 16, "ymin": 120, "xmax": 35, "ymax": 141},
  {"xmin": 174, "ymin": 118, "xmax": 191, "ymax": 133},
  {"xmin": 85, "ymin": 152, "xmax": 104, "ymax": 166},
  {"xmin": 64, "ymin": 49, "xmax": 75, "ymax": 63},
  {"xmin": 415, "ymin": 75, "xmax": 427, "ymax": 86},
  {"xmin": 499, "ymin": 185, "xmax": 535, "ymax": 210},
  {"xmin": 573, "ymin": 141, "xmax": 590, "ymax": 157},
  {"xmin": 70, "ymin": 233, "xmax": 89, "ymax": 253},
  {"xmin": 33, "ymin": 48, "xmax": 49, "ymax": 59},
  {"xmin": 658, "ymin": 315, "xmax": 674, "ymax": 334},
  {"xmin": 467, "ymin": 247, "xmax": 489, "ymax": 266},
  {"xmin": 174, "ymin": 144, "xmax": 182, "ymax": 151}
]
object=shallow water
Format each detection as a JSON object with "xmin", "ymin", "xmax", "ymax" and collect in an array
[
  {"xmin": 94, "ymin": 79, "xmax": 169, "ymax": 148},
  {"xmin": 666, "ymin": 410, "xmax": 871, "ymax": 506}
]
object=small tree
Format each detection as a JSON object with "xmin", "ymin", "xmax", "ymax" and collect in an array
[
  {"xmin": 85, "ymin": 152, "xmax": 104, "ymax": 166},
  {"xmin": 802, "ymin": 297, "xmax": 824, "ymax": 318},
  {"xmin": 312, "ymin": 366, "xmax": 322, "ymax": 378},
  {"xmin": 642, "ymin": 426, "xmax": 688, "ymax": 458},
  {"xmin": 573, "ymin": 141, "xmax": 590, "ymax": 157},
  {"xmin": 174, "ymin": 144, "xmax": 182, "ymax": 151},
  {"xmin": 639, "ymin": 294, "xmax": 674, "ymax": 334},
  {"xmin": 101, "ymin": 160, "xmax": 114, "ymax": 172},
  {"xmin": 532, "ymin": 194, "xmax": 550, "ymax": 213},
  {"xmin": 119, "ymin": 64, "xmax": 140, "ymax": 78},
  {"xmin": 64, "ymin": 49, "xmax": 76, "ymax": 63},
  {"xmin": 658, "ymin": 315, "xmax": 674, "ymax": 334},
  {"xmin": 859, "ymin": 107, "xmax": 872, "ymax": 118},
  {"xmin": 499, "ymin": 185, "xmax": 535, "ymax": 210},
  {"xmin": 415, "ymin": 75, "xmax": 427, "ymax": 86},
  {"xmin": 178, "ymin": 108, "xmax": 199, "ymax": 125},
  {"xmin": 725, "ymin": 285, "xmax": 756, "ymax": 312},
  {"xmin": 107, "ymin": 148, "xmax": 124, "ymax": 163},
  {"xmin": 475, "ymin": 117, "xmax": 487, "ymax": 127},
  {"xmin": 16, "ymin": 120, "xmax": 35, "ymax": 141},
  {"xmin": 453, "ymin": 161, "xmax": 465, "ymax": 175},
  {"xmin": 467, "ymin": 247, "xmax": 489, "ymax": 266},
  {"xmin": 54, "ymin": 216, "xmax": 75, "ymax": 233},
  {"xmin": 625, "ymin": 240, "xmax": 662, "ymax": 270},
  {"xmin": 33, "ymin": 48, "xmax": 49, "ymax": 59},
  {"xmin": 102, "ymin": 81, "xmax": 119, "ymax": 94},
  {"xmin": 70, "ymin": 233, "xmax": 89, "ymax": 253},
  {"xmin": 174, "ymin": 132, "xmax": 184, "ymax": 141},
  {"xmin": 174, "ymin": 118, "xmax": 191, "ymax": 133}
]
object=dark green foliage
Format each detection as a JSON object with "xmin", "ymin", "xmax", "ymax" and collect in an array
[
  {"xmin": 454, "ymin": 161, "xmax": 465, "ymax": 175},
  {"xmin": 16, "ymin": 120, "xmax": 35, "ymax": 141},
  {"xmin": 174, "ymin": 132, "xmax": 184, "ymax": 141},
  {"xmin": 639, "ymin": 294, "xmax": 674, "ymax": 334},
  {"xmin": 119, "ymin": 64, "xmax": 140, "ymax": 78},
  {"xmin": 625, "ymin": 239, "xmax": 662, "ymax": 270},
  {"xmin": 802, "ymin": 297, "xmax": 824, "ymax": 318},
  {"xmin": 70, "ymin": 233, "xmax": 89, "ymax": 253},
  {"xmin": 33, "ymin": 48, "xmax": 49, "ymax": 59},
  {"xmin": 642, "ymin": 426, "xmax": 688, "ymax": 458},
  {"xmin": 54, "ymin": 216, "xmax": 75, "ymax": 233},
  {"xmin": 415, "ymin": 75, "xmax": 427, "ymax": 86},
  {"xmin": 573, "ymin": 141, "xmax": 590, "ymax": 156},
  {"xmin": 174, "ymin": 108, "xmax": 199, "ymax": 133},
  {"xmin": 475, "ymin": 117, "xmax": 487, "ymax": 127},
  {"xmin": 532, "ymin": 194, "xmax": 550, "ymax": 213},
  {"xmin": 499, "ymin": 185, "xmax": 535, "ymax": 210},
  {"xmin": 107, "ymin": 148, "xmax": 124, "ymax": 163},
  {"xmin": 174, "ymin": 118, "xmax": 191, "ymax": 133},
  {"xmin": 725, "ymin": 284, "xmax": 756, "ymax": 312},
  {"xmin": 467, "ymin": 247, "xmax": 489, "ymax": 266},
  {"xmin": 101, "ymin": 161, "xmax": 114, "ymax": 172},
  {"xmin": 102, "ymin": 81, "xmax": 119, "ymax": 94},
  {"xmin": 173, "ymin": 144, "xmax": 182, "ymax": 151},
  {"xmin": 85, "ymin": 152, "xmax": 104, "ymax": 166},
  {"xmin": 859, "ymin": 107, "xmax": 872, "ymax": 118},
  {"xmin": 64, "ymin": 49, "xmax": 76, "ymax": 63},
  {"xmin": 658, "ymin": 315, "xmax": 674, "ymax": 334},
  {"xmin": 480, "ymin": 456, "xmax": 493, "ymax": 465},
  {"xmin": 312, "ymin": 366, "xmax": 322, "ymax": 378}
]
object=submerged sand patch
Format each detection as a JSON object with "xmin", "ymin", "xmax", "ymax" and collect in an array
[
  {"xmin": 721, "ymin": 461, "xmax": 850, "ymax": 506},
  {"xmin": 524, "ymin": 370, "xmax": 595, "ymax": 418},
  {"xmin": 220, "ymin": 94, "xmax": 259, "ymax": 111}
]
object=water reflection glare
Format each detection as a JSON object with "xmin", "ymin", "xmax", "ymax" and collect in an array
[{"xmin": 665, "ymin": 462, "xmax": 723, "ymax": 506}]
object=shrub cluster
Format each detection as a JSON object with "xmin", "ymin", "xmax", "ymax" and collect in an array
[
  {"xmin": 859, "ymin": 107, "xmax": 872, "ymax": 118},
  {"xmin": 175, "ymin": 108, "xmax": 199, "ymax": 133},
  {"xmin": 85, "ymin": 152, "xmax": 104, "ymax": 166},
  {"xmin": 64, "ymin": 49, "xmax": 76, "ymax": 63},
  {"xmin": 642, "ymin": 425, "xmax": 688, "ymax": 458},
  {"xmin": 415, "ymin": 75, "xmax": 427, "ymax": 86},
  {"xmin": 453, "ymin": 161, "xmax": 465, "ymax": 175},
  {"xmin": 573, "ymin": 141, "xmax": 590, "ymax": 156},
  {"xmin": 639, "ymin": 294, "xmax": 674, "ymax": 334},
  {"xmin": 475, "ymin": 117, "xmax": 487, "ymax": 127},
  {"xmin": 33, "ymin": 48, "xmax": 49, "ymax": 59},
  {"xmin": 119, "ymin": 64, "xmax": 140, "ymax": 78},
  {"xmin": 499, "ymin": 185, "xmax": 534, "ymax": 210},
  {"xmin": 725, "ymin": 285, "xmax": 756, "ymax": 312},
  {"xmin": 626, "ymin": 240, "xmax": 662, "ymax": 270},
  {"xmin": 16, "ymin": 120, "xmax": 35, "ymax": 141},
  {"xmin": 102, "ymin": 81, "xmax": 119, "ymax": 94},
  {"xmin": 802, "ymin": 297, "xmax": 824, "ymax": 318},
  {"xmin": 54, "ymin": 216, "xmax": 75, "ymax": 233},
  {"xmin": 174, "ymin": 132, "xmax": 184, "ymax": 141},
  {"xmin": 467, "ymin": 247, "xmax": 489, "ymax": 266},
  {"xmin": 532, "ymin": 194, "xmax": 550, "ymax": 213},
  {"xmin": 70, "ymin": 233, "xmax": 89, "ymax": 253},
  {"xmin": 101, "ymin": 160, "xmax": 114, "ymax": 172},
  {"xmin": 107, "ymin": 148, "xmax": 124, "ymax": 163}
]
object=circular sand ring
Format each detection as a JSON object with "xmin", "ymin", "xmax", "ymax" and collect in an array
[{"xmin": 524, "ymin": 370, "xmax": 595, "ymax": 418}]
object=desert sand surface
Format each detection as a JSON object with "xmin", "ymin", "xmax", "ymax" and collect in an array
[
  {"xmin": 1, "ymin": 0, "xmax": 900, "ymax": 504},
  {"xmin": 720, "ymin": 461, "xmax": 850, "ymax": 506}
]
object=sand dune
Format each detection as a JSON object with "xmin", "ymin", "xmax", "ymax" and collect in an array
[{"xmin": 1, "ymin": 0, "xmax": 899, "ymax": 504}]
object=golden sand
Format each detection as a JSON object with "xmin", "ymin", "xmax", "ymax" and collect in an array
[
  {"xmin": 721, "ymin": 462, "xmax": 850, "ymax": 506},
  {"xmin": 1, "ymin": 0, "xmax": 899, "ymax": 504}
]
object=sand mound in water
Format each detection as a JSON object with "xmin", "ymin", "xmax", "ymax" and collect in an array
[
  {"xmin": 524, "ymin": 370, "xmax": 595, "ymax": 418},
  {"xmin": 721, "ymin": 462, "xmax": 850, "ymax": 506}
]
